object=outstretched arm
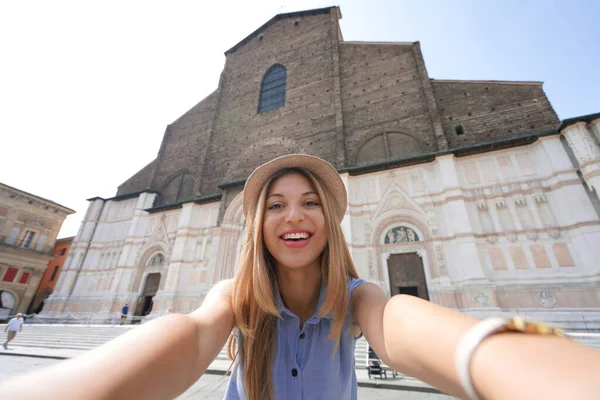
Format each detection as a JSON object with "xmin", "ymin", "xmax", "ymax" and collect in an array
[
  {"xmin": 0, "ymin": 280, "xmax": 234, "ymax": 400},
  {"xmin": 352, "ymin": 283, "xmax": 600, "ymax": 399}
]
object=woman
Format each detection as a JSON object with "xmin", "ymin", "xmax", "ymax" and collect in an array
[{"xmin": 1, "ymin": 154, "xmax": 599, "ymax": 400}]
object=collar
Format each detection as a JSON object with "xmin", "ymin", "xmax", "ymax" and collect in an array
[{"xmin": 274, "ymin": 279, "xmax": 332, "ymax": 322}]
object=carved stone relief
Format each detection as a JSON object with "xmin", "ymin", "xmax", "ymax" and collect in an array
[
  {"xmin": 367, "ymin": 249, "xmax": 376, "ymax": 280},
  {"xmin": 538, "ymin": 290, "xmax": 556, "ymax": 308},
  {"xmin": 474, "ymin": 292, "xmax": 490, "ymax": 306},
  {"xmin": 384, "ymin": 226, "xmax": 420, "ymax": 244}
]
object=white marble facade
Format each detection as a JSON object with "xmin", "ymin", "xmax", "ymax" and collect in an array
[{"xmin": 44, "ymin": 121, "xmax": 600, "ymax": 329}]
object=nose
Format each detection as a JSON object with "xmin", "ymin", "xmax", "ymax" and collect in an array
[{"xmin": 285, "ymin": 204, "xmax": 305, "ymax": 223}]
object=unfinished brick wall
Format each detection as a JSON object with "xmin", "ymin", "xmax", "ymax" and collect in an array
[
  {"xmin": 117, "ymin": 160, "xmax": 156, "ymax": 195},
  {"xmin": 199, "ymin": 11, "xmax": 342, "ymax": 195},
  {"xmin": 432, "ymin": 81, "xmax": 559, "ymax": 148},
  {"xmin": 115, "ymin": 6, "xmax": 561, "ymax": 202},
  {"xmin": 151, "ymin": 91, "xmax": 219, "ymax": 196},
  {"xmin": 339, "ymin": 42, "xmax": 439, "ymax": 165}
]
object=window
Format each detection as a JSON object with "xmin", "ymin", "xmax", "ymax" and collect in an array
[
  {"xmin": 455, "ymin": 125, "xmax": 465, "ymax": 135},
  {"xmin": 258, "ymin": 64, "xmax": 287, "ymax": 113},
  {"xmin": 61, "ymin": 248, "xmax": 66, "ymax": 256},
  {"xmin": 19, "ymin": 272, "xmax": 30, "ymax": 284},
  {"xmin": 21, "ymin": 231, "xmax": 36, "ymax": 249},
  {"xmin": 50, "ymin": 266, "xmax": 59, "ymax": 281},
  {"xmin": 2, "ymin": 268, "xmax": 18, "ymax": 282},
  {"xmin": 6, "ymin": 227, "xmax": 20, "ymax": 245},
  {"xmin": 36, "ymin": 234, "xmax": 47, "ymax": 251}
]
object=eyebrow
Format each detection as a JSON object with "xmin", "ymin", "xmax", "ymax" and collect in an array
[{"xmin": 266, "ymin": 191, "xmax": 317, "ymax": 200}]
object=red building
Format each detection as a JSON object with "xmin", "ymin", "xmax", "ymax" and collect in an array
[{"xmin": 29, "ymin": 236, "xmax": 74, "ymax": 314}]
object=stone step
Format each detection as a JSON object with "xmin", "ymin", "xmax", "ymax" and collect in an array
[
  {"xmin": 5, "ymin": 324, "xmax": 599, "ymax": 367},
  {"xmin": 14, "ymin": 332, "xmax": 124, "ymax": 339}
]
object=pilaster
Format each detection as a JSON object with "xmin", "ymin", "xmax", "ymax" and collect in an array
[
  {"xmin": 434, "ymin": 155, "xmax": 486, "ymax": 282},
  {"xmin": 562, "ymin": 121, "xmax": 600, "ymax": 193}
]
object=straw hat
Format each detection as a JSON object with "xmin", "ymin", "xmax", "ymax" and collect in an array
[{"xmin": 242, "ymin": 154, "xmax": 347, "ymax": 223}]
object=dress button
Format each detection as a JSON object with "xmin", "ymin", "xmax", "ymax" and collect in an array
[
  {"xmin": 291, "ymin": 369, "xmax": 298, "ymax": 377},
  {"xmin": 299, "ymin": 332, "xmax": 305, "ymax": 339}
]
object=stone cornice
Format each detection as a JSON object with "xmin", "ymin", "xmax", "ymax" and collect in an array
[{"xmin": 0, "ymin": 183, "xmax": 75, "ymax": 215}]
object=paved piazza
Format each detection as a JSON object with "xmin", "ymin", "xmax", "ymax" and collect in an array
[{"xmin": 0, "ymin": 355, "xmax": 454, "ymax": 399}]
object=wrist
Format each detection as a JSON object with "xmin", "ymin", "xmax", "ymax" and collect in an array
[{"xmin": 457, "ymin": 317, "xmax": 566, "ymax": 400}]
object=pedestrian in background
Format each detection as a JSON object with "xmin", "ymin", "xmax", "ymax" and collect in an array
[
  {"xmin": 3, "ymin": 313, "xmax": 24, "ymax": 349},
  {"xmin": 120, "ymin": 303, "xmax": 129, "ymax": 325}
]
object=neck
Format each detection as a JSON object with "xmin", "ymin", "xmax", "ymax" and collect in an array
[{"xmin": 275, "ymin": 259, "xmax": 322, "ymax": 325}]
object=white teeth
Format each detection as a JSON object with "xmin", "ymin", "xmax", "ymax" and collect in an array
[{"xmin": 282, "ymin": 232, "xmax": 310, "ymax": 240}]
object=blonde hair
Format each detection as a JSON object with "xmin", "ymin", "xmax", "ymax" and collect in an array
[{"xmin": 227, "ymin": 167, "xmax": 359, "ymax": 400}]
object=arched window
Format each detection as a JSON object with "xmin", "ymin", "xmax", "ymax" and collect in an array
[
  {"xmin": 258, "ymin": 64, "xmax": 287, "ymax": 113},
  {"xmin": 355, "ymin": 132, "xmax": 423, "ymax": 166},
  {"xmin": 148, "ymin": 253, "xmax": 165, "ymax": 267},
  {"xmin": 159, "ymin": 173, "xmax": 195, "ymax": 205},
  {"xmin": 0, "ymin": 291, "xmax": 16, "ymax": 311}
]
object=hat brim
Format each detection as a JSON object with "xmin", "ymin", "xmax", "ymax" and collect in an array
[{"xmin": 242, "ymin": 154, "xmax": 347, "ymax": 223}]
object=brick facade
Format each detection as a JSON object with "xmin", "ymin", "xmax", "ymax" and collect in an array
[{"xmin": 116, "ymin": 6, "xmax": 559, "ymax": 206}]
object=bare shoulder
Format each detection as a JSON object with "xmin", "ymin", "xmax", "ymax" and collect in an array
[
  {"xmin": 189, "ymin": 279, "xmax": 234, "ymax": 321},
  {"xmin": 209, "ymin": 279, "xmax": 234, "ymax": 299}
]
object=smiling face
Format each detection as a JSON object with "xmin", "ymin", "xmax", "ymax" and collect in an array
[{"xmin": 262, "ymin": 172, "xmax": 327, "ymax": 271}]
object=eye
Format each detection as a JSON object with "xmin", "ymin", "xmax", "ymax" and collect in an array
[
  {"xmin": 268, "ymin": 203, "xmax": 284, "ymax": 210},
  {"xmin": 305, "ymin": 200, "xmax": 320, "ymax": 207}
]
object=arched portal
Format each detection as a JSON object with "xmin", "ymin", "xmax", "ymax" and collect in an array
[
  {"xmin": 216, "ymin": 191, "xmax": 246, "ymax": 281},
  {"xmin": 134, "ymin": 273, "xmax": 161, "ymax": 318},
  {"xmin": 0, "ymin": 290, "xmax": 17, "ymax": 319},
  {"xmin": 371, "ymin": 208, "xmax": 437, "ymax": 299}
]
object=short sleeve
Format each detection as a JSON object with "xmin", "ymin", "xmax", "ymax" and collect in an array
[
  {"xmin": 348, "ymin": 278, "xmax": 366, "ymax": 340},
  {"xmin": 348, "ymin": 278, "xmax": 366, "ymax": 295}
]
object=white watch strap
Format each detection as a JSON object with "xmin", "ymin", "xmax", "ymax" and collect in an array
[{"xmin": 455, "ymin": 317, "xmax": 511, "ymax": 400}]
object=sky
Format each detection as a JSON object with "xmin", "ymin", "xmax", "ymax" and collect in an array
[{"xmin": 1, "ymin": 0, "xmax": 599, "ymax": 239}]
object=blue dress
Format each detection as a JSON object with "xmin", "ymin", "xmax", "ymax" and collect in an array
[{"xmin": 223, "ymin": 278, "xmax": 366, "ymax": 400}]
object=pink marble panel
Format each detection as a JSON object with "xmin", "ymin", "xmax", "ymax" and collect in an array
[
  {"xmin": 464, "ymin": 162, "xmax": 480, "ymax": 184},
  {"xmin": 509, "ymin": 247, "xmax": 529, "ymax": 269},
  {"xmin": 495, "ymin": 291, "xmax": 538, "ymax": 308},
  {"xmin": 530, "ymin": 245, "xmax": 552, "ymax": 268},
  {"xmin": 435, "ymin": 292, "xmax": 458, "ymax": 308},
  {"xmin": 497, "ymin": 156, "xmax": 516, "ymax": 179},
  {"xmin": 552, "ymin": 290, "xmax": 599, "ymax": 308},
  {"xmin": 481, "ymin": 160, "xmax": 499, "ymax": 182},
  {"xmin": 488, "ymin": 248, "xmax": 507, "ymax": 270},
  {"xmin": 516, "ymin": 153, "xmax": 536, "ymax": 176},
  {"xmin": 552, "ymin": 243, "xmax": 575, "ymax": 267}
]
